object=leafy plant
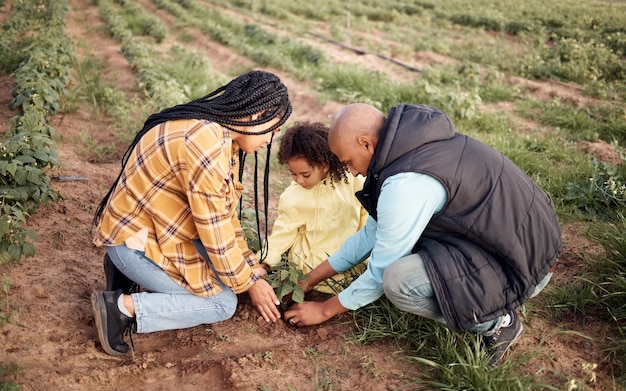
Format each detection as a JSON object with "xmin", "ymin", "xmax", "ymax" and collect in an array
[
  {"xmin": 565, "ymin": 157, "xmax": 626, "ymax": 219},
  {"xmin": 266, "ymin": 256, "xmax": 308, "ymax": 309},
  {"xmin": 239, "ymin": 207, "xmax": 264, "ymax": 253},
  {"xmin": 0, "ymin": 0, "xmax": 72, "ymax": 264}
]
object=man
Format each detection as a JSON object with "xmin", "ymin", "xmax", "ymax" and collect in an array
[{"xmin": 284, "ymin": 103, "xmax": 562, "ymax": 366}]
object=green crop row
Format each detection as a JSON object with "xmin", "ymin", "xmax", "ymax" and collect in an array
[
  {"xmin": 0, "ymin": 0, "xmax": 73, "ymax": 264},
  {"xmin": 209, "ymin": 0, "xmax": 626, "ymax": 98}
]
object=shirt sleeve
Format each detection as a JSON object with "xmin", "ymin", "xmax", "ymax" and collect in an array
[
  {"xmin": 333, "ymin": 172, "xmax": 447, "ymax": 310},
  {"xmin": 328, "ymin": 215, "xmax": 377, "ymax": 273},
  {"xmin": 185, "ymin": 127, "xmax": 256, "ymax": 294}
]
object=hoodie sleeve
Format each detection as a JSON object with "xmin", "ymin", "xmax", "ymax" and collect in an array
[{"xmin": 263, "ymin": 185, "xmax": 302, "ymax": 267}]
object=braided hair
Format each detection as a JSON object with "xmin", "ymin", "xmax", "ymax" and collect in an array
[
  {"xmin": 277, "ymin": 121, "xmax": 349, "ymax": 187},
  {"xmin": 92, "ymin": 70, "xmax": 292, "ymax": 261}
]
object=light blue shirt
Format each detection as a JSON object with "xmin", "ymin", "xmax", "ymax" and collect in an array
[{"xmin": 328, "ymin": 172, "xmax": 447, "ymax": 310}]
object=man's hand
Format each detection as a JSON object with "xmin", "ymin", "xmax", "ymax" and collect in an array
[
  {"xmin": 283, "ymin": 296, "xmax": 348, "ymax": 327},
  {"xmin": 248, "ymin": 278, "xmax": 281, "ymax": 322}
]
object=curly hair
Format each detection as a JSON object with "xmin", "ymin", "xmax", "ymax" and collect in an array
[{"xmin": 277, "ymin": 121, "xmax": 349, "ymax": 186}]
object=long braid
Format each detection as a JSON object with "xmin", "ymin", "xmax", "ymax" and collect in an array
[
  {"xmin": 92, "ymin": 70, "xmax": 292, "ymax": 254},
  {"xmin": 237, "ymin": 137, "xmax": 273, "ymax": 263}
]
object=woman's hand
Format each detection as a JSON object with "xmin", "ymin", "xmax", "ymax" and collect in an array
[
  {"xmin": 252, "ymin": 265, "xmax": 268, "ymax": 278},
  {"xmin": 247, "ymin": 278, "xmax": 281, "ymax": 322}
]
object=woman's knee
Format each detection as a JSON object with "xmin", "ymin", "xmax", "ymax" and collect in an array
[{"xmin": 221, "ymin": 290, "xmax": 238, "ymax": 319}]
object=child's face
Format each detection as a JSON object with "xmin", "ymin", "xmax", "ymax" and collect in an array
[{"xmin": 287, "ymin": 157, "xmax": 329, "ymax": 189}]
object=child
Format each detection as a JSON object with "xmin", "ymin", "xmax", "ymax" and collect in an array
[{"xmin": 263, "ymin": 121, "xmax": 368, "ymax": 294}]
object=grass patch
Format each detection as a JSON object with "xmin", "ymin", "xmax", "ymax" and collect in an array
[{"xmin": 0, "ymin": 362, "xmax": 23, "ymax": 391}]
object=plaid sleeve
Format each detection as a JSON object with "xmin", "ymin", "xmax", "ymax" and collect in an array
[{"xmin": 184, "ymin": 124, "xmax": 256, "ymax": 294}]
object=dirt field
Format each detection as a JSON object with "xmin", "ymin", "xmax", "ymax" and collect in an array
[{"xmin": 0, "ymin": 0, "xmax": 623, "ymax": 390}]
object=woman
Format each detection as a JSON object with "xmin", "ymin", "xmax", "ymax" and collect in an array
[{"xmin": 91, "ymin": 70, "xmax": 292, "ymax": 356}]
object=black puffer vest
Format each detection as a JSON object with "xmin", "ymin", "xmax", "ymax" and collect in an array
[{"xmin": 356, "ymin": 104, "xmax": 562, "ymax": 332}]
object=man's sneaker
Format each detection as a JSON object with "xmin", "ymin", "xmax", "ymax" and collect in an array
[
  {"xmin": 483, "ymin": 310, "xmax": 525, "ymax": 366},
  {"xmin": 91, "ymin": 289, "xmax": 135, "ymax": 356},
  {"xmin": 103, "ymin": 254, "xmax": 138, "ymax": 294}
]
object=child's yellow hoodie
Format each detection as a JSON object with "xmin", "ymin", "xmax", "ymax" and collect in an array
[{"xmin": 263, "ymin": 175, "xmax": 368, "ymax": 293}]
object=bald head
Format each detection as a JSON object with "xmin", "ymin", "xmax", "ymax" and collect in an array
[
  {"xmin": 328, "ymin": 103, "xmax": 386, "ymax": 177},
  {"xmin": 329, "ymin": 103, "xmax": 385, "ymax": 147}
]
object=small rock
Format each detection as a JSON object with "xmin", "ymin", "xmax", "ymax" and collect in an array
[
  {"xmin": 256, "ymin": 316, "xmax": 268, "ymax": 328},
  {"xmin": 32, "ymin": 284, "xmax": 47, "ymax": 298},
  {"xmin": 317, "ymin": 327, "xmax": 330, "ymax": 340}
]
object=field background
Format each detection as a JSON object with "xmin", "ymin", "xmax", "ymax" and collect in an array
[{"xmin": 1, "ymin": 0, "xmax": 625, "ymax": 390}]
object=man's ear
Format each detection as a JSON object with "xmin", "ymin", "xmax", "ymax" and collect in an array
[{"xmin": 357, "ymin": 136, "xmax": 375, "ymax": 153}]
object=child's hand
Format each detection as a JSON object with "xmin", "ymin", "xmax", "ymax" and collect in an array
[{"xmin": 300, "ymin": 278, "xmax": 313, "ymax": 295}]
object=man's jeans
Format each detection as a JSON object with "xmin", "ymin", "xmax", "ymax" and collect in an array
[
  {"xmin": 107, "ymin": 242, "xmax": 237, "ymax": 333},
  {"xmin": 382, "ymin": 253, "xmax": 552, "ymax": 335}
]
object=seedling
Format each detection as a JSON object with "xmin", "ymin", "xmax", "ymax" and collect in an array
[{"xmin": 266, "ymin": 257, "xmax": 308, "ymax": 310}]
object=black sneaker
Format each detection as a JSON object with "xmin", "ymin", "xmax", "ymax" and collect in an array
[
  {"xmin": 91, "ymin": 289, "xmax": 135, "ymax": 356},
  {"xmin": 103, "ymin": 254, "xmax": 138, "ymax": 294},
  {"xmin": 483, "ymin": 311, "xmax": 525, "ymax": 366}
]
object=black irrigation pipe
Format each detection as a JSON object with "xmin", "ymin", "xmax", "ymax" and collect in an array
[{"xmin": 305, "ymin": 31, "xmax": 422, "ymax": 73}]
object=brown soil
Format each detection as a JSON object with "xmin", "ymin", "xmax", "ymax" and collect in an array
[{"xmin": 0, "ymin": 1, "xmax": 623, "ymax": 390}]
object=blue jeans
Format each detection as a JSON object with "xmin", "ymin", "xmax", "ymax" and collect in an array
[
  {"xmin": 107, "ymin": 242, "xmax": 237, "ymax": 333},
  {"xmin": 382, "ymin": 253, "xmax": 552, "ymax": 335}
]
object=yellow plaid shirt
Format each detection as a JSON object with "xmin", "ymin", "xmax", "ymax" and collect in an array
[{"xmin": 93, "ymin": 119, "xmax": 258, "ymax": 297}]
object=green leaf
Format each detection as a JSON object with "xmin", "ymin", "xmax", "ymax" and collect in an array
[
  {"xmin": 0, "ymin": 249, "xmax": 13, "ymax": 265},
  {"xmin": 22, "ymin": 242, "xmax": 36, "ymax": 257},
  {"xmin": 13, "ymin": 169, "xmax": 28, "ymax": 185},
  {"xmin": 3, "ymin": 163, "xmax": 18, "ymax": 176},
  {"xmin": 26, "ymin": 230, "xmax": 38, "ymax": 241},
  {"xmin": 0, "ymin": 217, "xmax": 10, "ymax": 237},
  {"xmin": 292, "ymin": 287, "xmax": 305, "ymax": 303},
  {"xmin": 16, "ymin": 155, "xmax": 36, "ymax": 164},
  {"xmin": 8, "ymin": 93, "xmax": 28, "ymax": 110},
  {"xmin": 34, "ymin": 151, "xmax": 51, "ymax": 162},
  {"xmin": 278, "ymin": 283, "xmax": 293, "ymax": 300},
  {"xmin": 27, "ymin": 169, "xmax": 44, "ymax": 186},
  {"xmin": 7, "ymin": 244, "xmax": 22, "ymax": 262}
]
